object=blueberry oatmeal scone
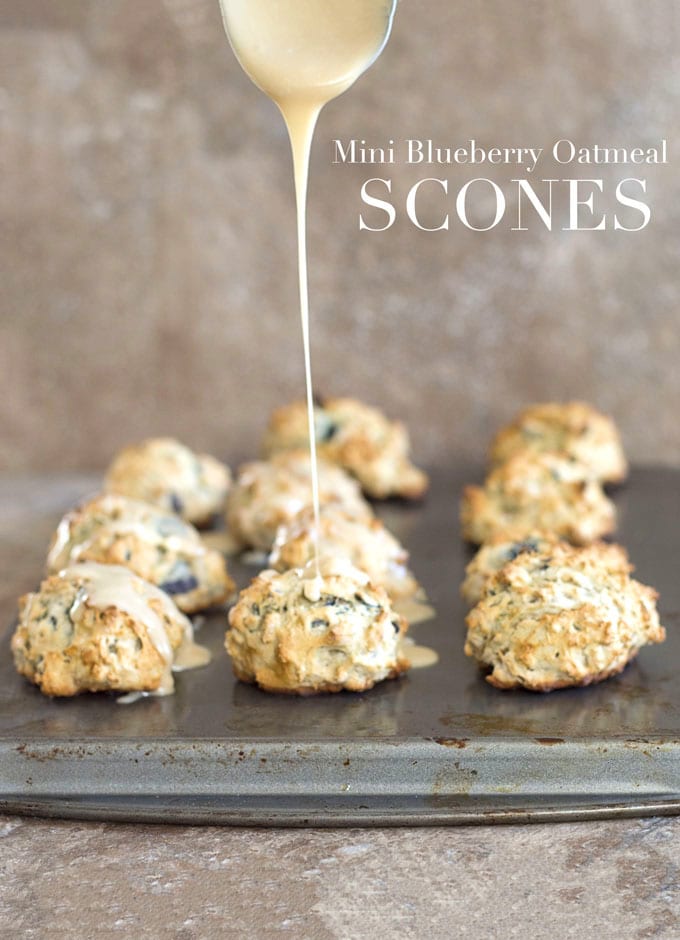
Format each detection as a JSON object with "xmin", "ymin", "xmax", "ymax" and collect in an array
[
  {"xmin": 105, "ymin": 437, "xmax": 231, "ymax": 526},
  {"xmin": 270, "ymin": 505, "xmax": 420, "ymax": 601},
  {"xmin": 47, "ymin": 494, "xmax": 235, "ymax": 614},
  {"xmin": 460, "ymin": 452, "xmax": 617, "ymax": 546},
  {"xmin": 490, "ymin": 401, "xmax": 627, "ymax": 485},
  {"xmin": 12, "ymin": 563, "xmax": 210, "ymax": 697},
  {"xmin": 263, "ymin": 397, "xmax": 429, "ymax": 500},
  {"xmin": 464, "ymin": 542, "xmax": 665, "ymax": 691},
  {"xmin": 225, "ymin": 564, "xmax": 409, "ymax": 694},
  {"xmin": 226, "ymin": 450, "xmax": 373, "ymax": 552}
]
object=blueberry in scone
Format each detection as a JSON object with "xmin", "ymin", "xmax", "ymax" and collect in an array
[
  {"xmin": 12, "ymin": 563, "xmax": 210, "ymax": 697},
  {"xmin": 270, "ymin": 505, "xmax": 420, "ymax": 602},
  {"xmin": 105, "ymin": 437, "xmax": 231, "ymax": 527},
  {"xmin": 460, "ymin": 452, "xmax": 616, "ymax": 546},
  {"xmin": 464, "ymin": 542, "xmax": 665, "ymax": 691},
  {"xmin": 226, "ymin": 450, "xmax": 372, "ymax": 552},
  {"xmin": 225, "ymin": 564, "xmax": 409, "ymax": 694},
  {"xmin": 263, "ymin": 397, "xmax": 429, "ymax": 500},
  {"xmin": 47, "ymin": 493, "xmax": 235, "ymax": 614},
  {"xmin": 489, "ymin": 401, "xmax": 627, "ymax": 485}
]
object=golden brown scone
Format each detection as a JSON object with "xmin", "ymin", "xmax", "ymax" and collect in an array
[
  {"xmin": 104, "ymin": 437, "xmax": 231, "ymax": 527},
  {"xmin": 460, "ymin": 452, "xmax": 616, "ymax": 546},
  {"xmin": 12, "ymin": 563, "xmax": 210, "ymax": 697},
  {"xmin": 465, "ymin": 542, "xmax": 665, "ymax": 691},
  {"xmin": 263, "ymin": 397, "xmax": 428, "ymax": 500},
  {"xmin": 490, "ymin": 401, "xmax": 627, "ymax": 484},
  {"xmin": 270, "ymin": 505, "xmax": 420, "ymax": 601},
  {"xmin": 225, "ymin": 563, "xmax": 409, "ymax": 695},
  {"xmin": 47, "ymin": 494, "xmax": 235, "ymax": 614},
  {"xmin": 226, "ymin": 450, "xmax": 372, "ymax": 552}
]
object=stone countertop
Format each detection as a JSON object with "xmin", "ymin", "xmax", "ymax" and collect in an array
[{"xmin": 0, "ymin": 476, "xmax": 678, "ymax": 938}]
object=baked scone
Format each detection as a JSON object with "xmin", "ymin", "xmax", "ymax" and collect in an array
[
  {"xmin": 226, "ymin": 450, "xmax": 372, "ymax": 551},
  {"xmin": 225, "ymin": 564, "xmax": 409, "ymax": 694},
  {"xmin": 461, "ymin": 532, "xmax": 562, "ymax": 606},
  {"xmin": 263, "ymin": 397, "xmax": 428, "ymax": 500},
  {"xmin": 461, "ymin": 452, "xmax": 616, "ymax": 545},
  {"xmin": 104, "ymin": 437, "xmax": 231, "ymax": 526},
  {"xmin": 270, "ymin": 506, "xmax": 420, "ymax": 601},
  {"xmin": 464, "ymin": 542, "xmax": 665, "ymax": 691},
  {"xmin": 490, "ymin": 401, "xmax": 627, "ymax": 485},
  {"xmin": 47, "ymin": 494, "xmax": 235, "ymax": 614},
  {"xmin": 12, "ymin": 563, "xmax": 210, "ymax": 697}
]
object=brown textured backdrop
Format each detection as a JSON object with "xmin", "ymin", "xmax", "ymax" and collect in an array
[{"xmin": 1, "ymin": 0, "xmax": 679, "ymax": 473}]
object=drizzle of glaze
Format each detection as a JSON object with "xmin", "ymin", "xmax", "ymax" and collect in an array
[{"xmin": 219, "ymin": 0, "xmax": 397, "ymax": 588}]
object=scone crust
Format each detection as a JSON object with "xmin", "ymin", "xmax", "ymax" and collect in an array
[
  {"xmin": 490, "ymin": 401, "xmax": 627, "ymax": 484},
  {"xmin": 105, "ymin": 437, "xmax": 231, "ymax": 526},
  {"xmin": 464, "ymin": 542, "xmax": 665, "ymax": 691},
  {"xmin": 270, "ymin": 506, "xmax": 420, "ymax": 601},
  {"xmin": 12, "ymin": 564, "xmax": 191, "ymax": 697},
  {"xmin": 461, "ymin": 532, "xmax": 563, "ymax": 606},
  {"xmin": 225, "ymin": 567, "xmax": 409, "ymax": 695},
  {"xmin": 226, "ymin": 450, "xmax": 372, "ymax": 551},
  {"xmin": 47, "ymin": 494, "xmax": 235, "ymax": 614},
  {"xmin": 460, "ymin": 452, "xmax": 617, "ymax": 545},
  {"xmin": 264, "ymin": 397, "xmax": 429, "ymax": 500}
]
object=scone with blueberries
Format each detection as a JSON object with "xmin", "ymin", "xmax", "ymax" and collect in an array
[
  {"xmin": 263, "ymin": 397, "xmax": 429, "ymax": 500},
  {"xmin": 225, "ymin": 563, "xmax": 409, "ymax": 695},
  {"xmin": 490, "ymin": 401, "xmax": 627, "ymax": 485},
  {"xmin": 47, "ymin": 494, "xmax": 235, "ymax": 614},
  {"xmin": 270, "ymin": 505, "xmax": 420, "ymax": 602},
  {"xmin": 226, "ymin": 450, "xmax": 372, "ymax": 552},
  {"xmin": 105, "ymin": 437, "xmax": 231, "ymax": 527},
  {"xmin": 464, "ymin": 542, "xmax": 665, "ymax": 691},
  {"xmin": 461, "ymin": 452, "xmax": 616, "ymax": 546},
  {"xmin": 12, "ymin": 563, "xmax": 210, "ymax": 697}
]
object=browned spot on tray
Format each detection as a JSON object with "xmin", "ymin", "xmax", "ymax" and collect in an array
[
  {"xmin": 535, "ymin": 737, "xmax": 565, "ymax": 745},
  {"xmin": 433, "ymin": 737, "xmax": 469, "ymax": 749}
]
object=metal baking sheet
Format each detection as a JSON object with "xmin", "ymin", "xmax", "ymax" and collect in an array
[{"xmin": 0, "ymin": 467, "xmax": 678, "ymax": 826}]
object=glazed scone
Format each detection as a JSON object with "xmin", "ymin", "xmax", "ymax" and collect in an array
[
  {"xmin": 104, "ymin": 437, "xmax": 231, "ymax": 526},
  {"xmin": 460, "ymin": 452, "xmax": 616, "ymax": 545},
  {"xmin": 47, "ymin": 494, "xmax": 235, "ymax": 614},
  {"xmin": 461, "ymin": 532, "xmax": 563, "ymax": 606},
  {"xmin": 263, "ymin": 397, "xmax": 428, "ymax": 500},
  {"xmin": 226, "ymin": 450, "xmax": 373, "ymax": 552},
  {"xmin": 464, "ymin": 542, "xmax": 665, "ymax": 691},
  {"xmin": 12, "ymin": 563, "xmax": 210, "ymax": 697},
  {"xmin": 225, "ymin": 564, "xmax": 409, "ymax": 694},
  {"xmin": 490, "ymin": 401, "xmax": 627, "ymax": 484},
  {"xmin": 270, "ymin": 506, "xmax": 420, "ymax": 601}
]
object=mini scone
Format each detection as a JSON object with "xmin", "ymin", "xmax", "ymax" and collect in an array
[
  {"xmin": 270, "ymin": 506, "xmax": 421, "ymax": 601},
  {"xmin": 226, "ymin": 450, "xmax": 373, "ymax": 552},
  {"xmin": 263, "ymin": 397, "xmax": 428, "ymax": 500},
  {"xmin": 47, "ymin": 494, "xmax": 235, "ymax": 614},
  {"xmin": 460, "ymin": 452, "xmax": 617, "ymax": 546},
  {"xmin": 490, "ymin": 401, "xmax": 627, "ymax": 484},
  {"xmin": 12, "ymin": 563, "xmax": 210, "ymax": 697},
  {"xmin": 105, "ymin": 437, "xmax": 231, "ymax": 526},
  {"xmin": 464, "ymin": 542, "xmax": 665, "ymax": 691},
  {"xmin": 225, "ymin": 563, "xmax": 409, "ymax": 694}
]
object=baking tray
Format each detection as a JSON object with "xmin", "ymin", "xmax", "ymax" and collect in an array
[{"xmin": 0, "ymin": 467, "xmax": 678, "ymax": 826}]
